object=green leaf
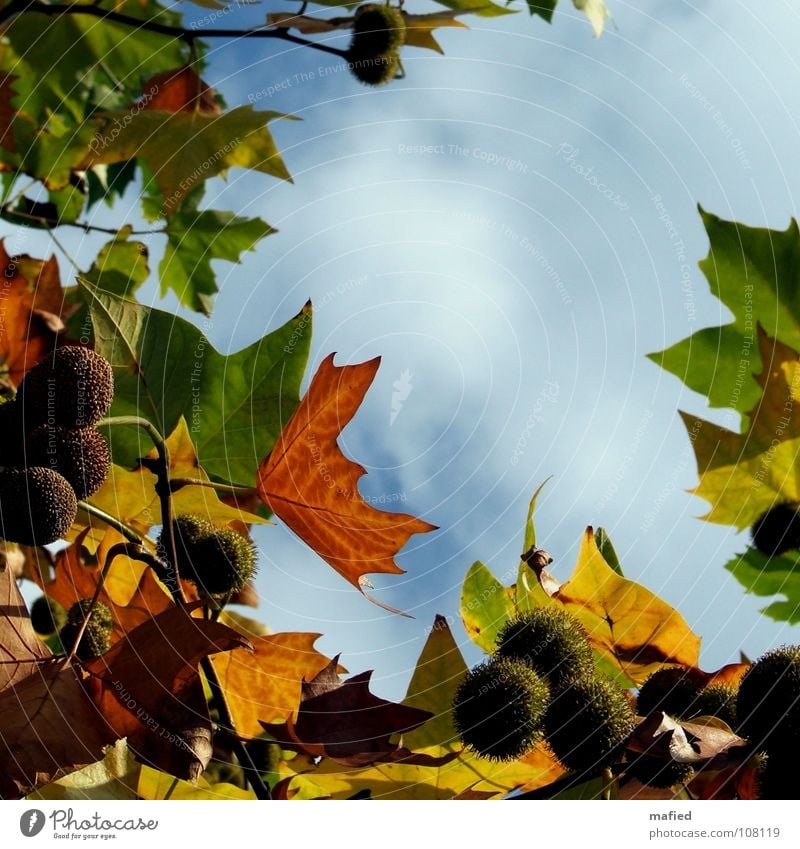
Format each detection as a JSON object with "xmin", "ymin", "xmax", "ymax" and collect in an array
[
  {"xmin": 87, "ymin": 106, "xmax": 296, "ymax": 215},
  {"xmin": 0, "ymin": 4, "xmax": 186, "ymax": 124},
  {"xmin": 47, "ymin": 182, "xmax": 86, "ymax": 225},
  {"xmin": 28, "ymin": 740, "xmax": 140, "ymax": 800},
  {"xmin": 724, "ymin": 547, "xmax": 800, "ymax": 624},
  {"xmin": 527, "ymin": 0, "xmax": 557, "ymax": 20},
  {"xmin": 432, "ymin": 0, "xmax": 518, "ymax": 17},
  {"xmin": 85, "ymin": 285, "xmax": 312, "ymax": 485},
  {"xmin": 160, "ymin": 205, "xmax": 276, "ymax": 314},
  {"xmin": 650, "ymin": 210, "xmax": 800, "ymax": 420},
  {"xmin": 87, "ymin": 161, "xmax": 138, "ymax": 210},
  {"xmin": 460, "ymin": 560, "xmax": 515, "ymax": 653},
  {"xmin": 594, "ymin": 527, "xmax": 623, "ymax": 576},
  {"xmin": 515, "ymin": 479, "xmax": 552, "ymax": 612}
]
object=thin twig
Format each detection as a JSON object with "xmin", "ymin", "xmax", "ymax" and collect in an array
[{"xmin": 0, "ymin": 2, "xmax": 349, "ymax": 59}]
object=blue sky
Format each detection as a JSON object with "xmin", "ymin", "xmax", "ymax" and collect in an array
[{"xmin": 18, "ymin": 0, "xmax": 800, "ymax": 700}]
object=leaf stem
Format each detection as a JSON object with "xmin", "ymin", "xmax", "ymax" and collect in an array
[
  {"xmin": 169, "ymin": 477, "xmax": 255, "ymax": 496},
  {"xmin": 1, "ymin": 3, "xmax": 349, "ymax": 59},
  {"xmin": 77, "ymin": 500, "xmax": 143, "ymax": 545}
]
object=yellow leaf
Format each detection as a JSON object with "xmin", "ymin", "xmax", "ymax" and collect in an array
[
  {"xmin": 549, "ymin": 528, "xmax": 701, "ymax": 685},
  {"xmin": 402, "ymin": 12, "xmax": 469, "ymax": 55},
  {"xmin": 137, "ymin": 765, "xmax": 256, "ymax": 800},
  {"xmin": 682, "ymin": 329, "xmax": 800, "ymax": 530}
]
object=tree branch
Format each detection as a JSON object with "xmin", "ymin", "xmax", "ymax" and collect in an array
[{"xmin": 0, "ymin": 2, "xmax": 348, "ymax": 59}]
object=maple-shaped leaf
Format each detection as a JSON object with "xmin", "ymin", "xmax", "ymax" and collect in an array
[
  {"xmin": 0, "ymin": 564, "xmax": 114, "ymax": 798},
  {"xmin": 159, "ymin": 195, "xmax": 275, "ymax": 314},
  {"xmin": 261, "ymin": 660, "xmax": 434, "ymax": 766},
  {"xmin": 650, "ymin": 210, "xmax": 800, "ymax": 420},
  {"xmin": 0, "ymin": 243, "xmax": 64, "ymax": 386},
  {"xmin": 530, "ymin": 528, "xmax": 701, "ymax": 685},
  {"xmin": 85, "ymin": 604, "xmax": 251, "ymax": 781},
  {"xmin": 681, "ymin": 328, "xmax": 800, "ymax": 531},
  {"xmin": 141, "ymin": 66, "xmax": 221, "ymax": 115},
  {"xmin": 33, "ymin": 532, "xmax": 175, "ymax": 642},
  {"xmin": 402, "ymin": 11, "xmax": 470, "ymax": 54},
  {"xmin": 724, "ymin": 546, "xmax": 800, "ymax": 624},
  {"xmin": 85, "ymin": 104, "xmax": 295, "ymax": 216},
  {"xmin": 280, "ymin": 616, "xmax": 563, "ymax": 798},
  {"xmin": 85, "ymin": 285, "xmax": 312, "ymax": 485},
  {"xmin": 431, "ymin": 0, "xmax": 517, "ymax": 18},
  {"xmin": 257, "ymin": 354, "xmax": 436, "ymax": 611},
  {"xmin": 210, "ymin": 631, "xmax": 340, "ymax": 737},
  {"xmin": 267, "ymin": 12, "xmax": 352, "ymax": 34}
]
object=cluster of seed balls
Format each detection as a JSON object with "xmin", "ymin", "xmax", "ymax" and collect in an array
[
  {"xmin": 0, "ymin": 346, "xmax": 113, "ymax": 547},
  {"xmin": 157, "ymin": 513, "xmax": 257, "ymax": 598},
  {"xmin": 30, "ymin": 595, "xmax": 114, "ymax": 661},
  {"xmin": 347, "ymin": 4, "xmax": 406, "ymax": 87},
  {"xmin": 452, "ymin": 607, "xmax": 637, "ymax": 776}
]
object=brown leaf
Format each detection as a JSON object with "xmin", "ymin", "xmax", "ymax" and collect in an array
[
  {"xmin": 85, "ymin": 603, "xmax": 251, "ymax": 781},
  {"xmin": 0, "ymin": 564, "xmax": 51, "ymax": 691},
  {"xmin": 210, "ymin": 632, "xmax": 340, "ymax": 737},
  {"xmin": 628, "ymin": 711, "xmax": 748, "ymax": 766},
  {"xmin": 0, "ymin": 244, "xmax": 64, "ymax": 386},
  {"xmin": 257, "ymin": 354, "xmax": 436, "ymax": 611},
  {"xmin": 141, "ymin": 66, "xmax": 220, "ymax": 115},
  {"xmin": 32, "ymin": 532, "xmax": 175, "ymax": 643},
  {"xmin": 261, "ymin": 667, "xmax": 433, "ymax": 766},
  {"xmin": 0, "ymin": 659, "xmax": 114, "ymax": 799}
]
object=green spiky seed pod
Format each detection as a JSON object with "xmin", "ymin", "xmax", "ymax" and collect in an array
[
  {"xmin": 545, "ymin": 676, "xmax": 635, "ymax": 772},
  {"xmin": 691, "ymin": 683, "xmax": 738, "ymax": 728},
  {"xmin": 351, "ymin": 4, "xmax": 406, "ymax": 57},
  {"xmin": 157, "ymin": 513, "xmax": 215, "ymax": 583},
  {"xmin": 737, "ymin": 646, "xmax": 800, "ymax": 749},
  {"xmin": 158, "ymin": 515, "xmax": 256, "ymax": 596},
  {"xmin": 193, "ymin": 528, "xmax": 257, "ymax": 596},
  {"xmin": 626, "ymin": 755, "xmax": 695, "ymax": 789},
  {"xmin": 349, "ymin": 50, "xmax": 400, "ymax": 87},
  {"xmin": 26, "ymin": 425, "xmax": 111, "ymax": 500},
  {"xmin": 757, "ymin": 750, "xmax": 800, "ymax": 800},
  {"xmin": 0, "ymin": 466, "xmax": 77, "ymax": 546},
  {"xmin": 751, "ymin": 502, "xmax": 800, "ymax": 556},
  {"xmin": 495, "ymin": 607, "xmax": 594, "ymax": 690},
  {"xmin": 17, "ymin": 346, "xmax": 114, "ymax": 430},
  {"xmin": 61, "ymin": 599, "xmax": 113, "ymax": 660},
  {"xmin": 29, "ymin": 595, "xmax": 67, "ymax": 635},
  {"xmin": 636, "ymin": 667, "xmax": 704, "ymax": 719},
  {"xmin": 453, "ymin": 657, "xmax": 550, "ymax": 762}
]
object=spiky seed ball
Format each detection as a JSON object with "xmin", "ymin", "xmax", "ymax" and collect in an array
[
  {"xmin": 545, "ymin": 676, "xmax": 635, "ymax": 772},
  {"xmin": 757, "ymin": 750, "xmax": 800, "ymax": 800},
  {"xmin": 751, "ymin": 503, "xmax": 800, "ymax": 557},
  {"xmin": 453, "ymin": 657, "xmax": 550, "ymax": 762},
  {"xmin": 29, "ymin": 595, "xmax": 67, "ymax": 635},
  {"xmin": 737, "ymin": 646, "xmax": 800, "ymax": 749},
  {"xmin": 60, "ymin": 599, "xmax": 113, "ymax": 660},
  {"xmin": 626, "ymin": 755, "xmax": 695, "ymax": 789},
  {"xmin": 495, "ymin": 607, "xmax": 594, "ymax": 690},
  {"xmin": 193, "ymin": 528, "xmax": 258, "ymax": 596},
  {"xmin": 157, "ymin": 513, "xmax": 214, "ymax": 583},
  {"xmin": 349, "ymin": 50, "xmax": 400, "ymax": 87},
  {"xmin": 17, "ymin": 346, "xmax": 114, "ymax": 430},
  {"xmin": 351, "ymin": 4, "xmax": 406, "ymax": 57},
  {"xmin": 691, "ymin": 683, "xmax": 738, "ymax": 728},
  {"xmin": 0, "ymin": 466, "xmax": 77, "ymax": 546},
  {"xmin": 26, "ymin": 425, "xmax": 111, "ymax": 500},
  {"xmin": 636, "ymin": 667, "xmax": 704, "ymax": 719}
]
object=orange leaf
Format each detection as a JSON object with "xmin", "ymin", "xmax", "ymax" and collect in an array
[
  {"xmin": 210, "ymin": 632, "xmax": 339, "ymax": 736},
  {"xmin": 257, "ymin": 354, "xmax": 436, "ymax": 611},
  {"xmin": 0, "ymin": 244, "xmax": 64, "ymax": 386},
  {"xmin": 141, "ymin": 66, "xmax": 220, "ymax": 115}
]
